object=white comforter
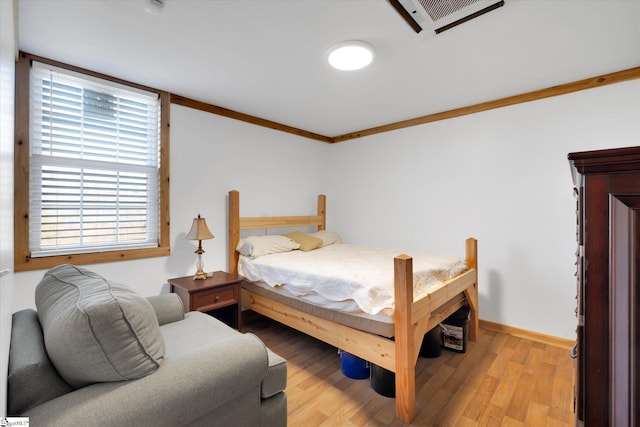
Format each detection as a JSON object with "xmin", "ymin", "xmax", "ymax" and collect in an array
[{"xmin": 239, "ymin": 244, "xmax": 468, "ymax": 315}]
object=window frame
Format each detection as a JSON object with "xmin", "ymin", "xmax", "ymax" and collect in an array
[{"xmin": 14, "ymin": 52, "xmax": 170, "ymax": 272}]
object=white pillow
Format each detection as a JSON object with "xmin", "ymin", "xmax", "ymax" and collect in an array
[
  {"xmin": 309, "ymin": 230, "xmax": 343, "ymax": 247},
  {"xmin": 236, "ymin": 235, "xmax": 300, "ymax": 257}
]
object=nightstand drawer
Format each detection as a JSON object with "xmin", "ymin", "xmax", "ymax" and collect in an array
[{"xmin": 192, "ymin": 286, "xmax": 238, "ymax": 312}]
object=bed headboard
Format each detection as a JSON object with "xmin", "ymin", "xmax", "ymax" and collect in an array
[{"xmin": 228, "ymin": 190, "xmax": 326, "ymax": 274}]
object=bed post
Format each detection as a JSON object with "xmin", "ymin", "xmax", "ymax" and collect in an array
[
  {"xmin": 228, "ymin": 190, "xmax": 240, "ymax": 275},
  {"xmin": 464, "ymin": 238, "xmax": 479, "ymax": 341},
  {"xmin": 317, "ymin": 194, "xmax": 326, "ymax": 231},
  {"xmin": 394, "ymin": 254, "xmax": 416, "ymax": 423}
]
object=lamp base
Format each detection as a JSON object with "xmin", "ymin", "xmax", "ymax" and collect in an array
[
  {"xmin": 193, "ymin": 269, "xmax": 207, "ymax": 280},
  {"xmin": 193, "ymin": 250, "xmax": 207, "ymax": 280}
]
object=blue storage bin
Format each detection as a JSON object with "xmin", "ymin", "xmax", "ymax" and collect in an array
[{"xmin": 340, "ymin": 350, "xmax": 370, "ymax": 379}]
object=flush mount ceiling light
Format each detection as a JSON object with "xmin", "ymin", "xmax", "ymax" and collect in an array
[{"xmin": 327, "ymin": 41, "xmax": 375, "ymax": 71}]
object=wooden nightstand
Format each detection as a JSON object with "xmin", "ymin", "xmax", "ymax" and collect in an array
[{"xmin": 168, "ymin": 271, "xmax": 243, "ymax": 330}]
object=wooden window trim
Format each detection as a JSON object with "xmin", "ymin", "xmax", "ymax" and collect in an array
[{"xmin": 14, "ymin": 52, "xmax": 170, "ymax": 272}]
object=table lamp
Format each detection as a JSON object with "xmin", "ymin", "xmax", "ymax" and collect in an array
[{"xmin": 186, "ymin": 214, "xmax": 214, "ymax": 280}]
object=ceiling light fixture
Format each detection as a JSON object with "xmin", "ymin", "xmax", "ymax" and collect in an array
[{"xmin": 327, "ymin": 41, "xmax": 375, "ymax": 71}]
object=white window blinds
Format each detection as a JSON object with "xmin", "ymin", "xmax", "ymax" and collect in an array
[{"xmin": 29, "ymin": 61, "xmax": 161, "ymax": 257}]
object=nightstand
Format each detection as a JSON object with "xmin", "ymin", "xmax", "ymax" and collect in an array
[{"xmin": 168, "ymin": 271, "xmax": 243, "ymax": 330}]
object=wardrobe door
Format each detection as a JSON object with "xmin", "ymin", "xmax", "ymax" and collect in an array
[{"xmin": 609, "ymin": 192, "xmax": 639, "ymax": 427}]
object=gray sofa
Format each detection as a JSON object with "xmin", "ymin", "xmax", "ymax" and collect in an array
[{"xmin": 7, "ymin": 265, "xmax": 287, "ymax": 426}]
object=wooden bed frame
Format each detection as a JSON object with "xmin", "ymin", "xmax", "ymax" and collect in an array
[{"xmin": 227, "ymin": 190, "xmax": 478, "ymax": 423}]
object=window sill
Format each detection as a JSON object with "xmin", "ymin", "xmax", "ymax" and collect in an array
[{"xmin": 14, "ymin": 245, "xmax": 170, "ymax": 272}]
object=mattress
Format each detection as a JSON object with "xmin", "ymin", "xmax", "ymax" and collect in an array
[
  {"xmin": 239, "ymin": 243, "xmax": 468, "ymax": 316},
  {"xmin": 241, "ymin": 279, "xmax": 396, "ymax": 337}
]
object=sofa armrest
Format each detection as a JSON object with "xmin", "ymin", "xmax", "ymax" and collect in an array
[
  {"xmin": 24, "ymin": 332, "xmax": 269, "ymax": 426},
  {"xmin": 8, "ymin": 309, "xmax": 72, "ymax": 415},
  {"xmin": 146, "ymin": 294, "xmax": 184, "ymax": 325}
]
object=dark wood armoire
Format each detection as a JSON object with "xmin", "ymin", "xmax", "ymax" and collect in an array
[{"xmin": 569, "ymin": 146, "xmax": 640, "ymax": 426}]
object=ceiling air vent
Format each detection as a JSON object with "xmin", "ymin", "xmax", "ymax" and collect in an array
[{"xmin": 388, "ymin": 0, "xmax": 504, "ymax": 34}]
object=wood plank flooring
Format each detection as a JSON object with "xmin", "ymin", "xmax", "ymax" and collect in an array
[{"xmin": 242, "ymin": 312, "xmax": 575, "ymax": 426}]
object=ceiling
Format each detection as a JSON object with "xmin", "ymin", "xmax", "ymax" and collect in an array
[{"xmin": 17, "ymin": 0, "xmax": 640, "ymax": 138}]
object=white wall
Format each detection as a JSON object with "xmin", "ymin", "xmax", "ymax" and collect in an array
[
  {"xmin": 326, "ymin": 80, "xmax": 640, "ymax": 339},
  {"xmin": 11, "ymin": 105, "xmax": 331, "ymax": 310},
  {"xmin": 0, "ymin": 0, "xmax": 16, "ymax": 416},
  {"xmin": 9, "ymin": 72, "xmax": 640, "ymax": 343}
]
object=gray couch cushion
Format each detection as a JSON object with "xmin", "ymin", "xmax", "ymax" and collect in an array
[
  {"xmin": 262, "ymin": 348, "xmax": 287, "ymax": 399},
  {"xmin": 161, "ymin": 312, "xmax": 287, "ymax": 400},
  {"xmin": 35, "ymin": 264, "xmax": 165, "ymax": 388},
  {"xmin": 160, "ymin": 311, "xmax": 251, "ymax": 357},
  {"xmin": 7, "ymin": 309, "xmax": 72, "ymax": 415}
]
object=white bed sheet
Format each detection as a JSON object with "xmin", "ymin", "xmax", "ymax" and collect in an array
[{"xmin": 239, "ymin": 243, "xmax": 468, "ymax": 316}]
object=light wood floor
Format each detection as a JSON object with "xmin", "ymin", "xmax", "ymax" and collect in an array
[{"xmin": 242, "ymin": 312, "xmax": 576, "ymax": 426}]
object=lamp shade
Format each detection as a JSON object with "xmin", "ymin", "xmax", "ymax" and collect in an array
[{"xmin": 186, "ymin": 214, "xmax": 214, "ymax": 241}]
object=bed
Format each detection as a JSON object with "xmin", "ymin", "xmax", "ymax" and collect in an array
[{"xmin": 227, "ymin": 190, "xmax": 478, "ymax": 423}]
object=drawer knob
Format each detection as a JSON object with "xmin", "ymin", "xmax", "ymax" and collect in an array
[{"xmin": 215, "ymin": 295, "xmax": 220, "ymax": 302}]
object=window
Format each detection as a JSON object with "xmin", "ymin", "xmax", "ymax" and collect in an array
[{"xmin": 15, "ymin": 53, "xmax": 170, "ymax": 271}]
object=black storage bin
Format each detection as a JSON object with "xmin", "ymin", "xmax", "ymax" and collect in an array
[
  {"xmin": 419, "ymin": 324, "xmax": 442, "ymax": 358},
  {"xmin": 370, "ymin": 364, "xmax": 395, "ymax": 397},
  {"xmin": 441, "ymin": 306, "xmax": 470, "ymax": 353}
]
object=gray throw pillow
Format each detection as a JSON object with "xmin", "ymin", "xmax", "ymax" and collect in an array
[{"xmin": 35, "ymin": 264, "xmax": 165, "ymax": 389}]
